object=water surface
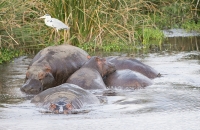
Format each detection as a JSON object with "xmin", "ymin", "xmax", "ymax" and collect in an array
[{"xmin": 0, "ymin": 36, "xmax": 200, "ymax": 130}]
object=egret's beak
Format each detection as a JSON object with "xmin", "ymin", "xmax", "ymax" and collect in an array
[{"xmin": 39, "ymin": 16, "xmax": 46, "ymax": 19}]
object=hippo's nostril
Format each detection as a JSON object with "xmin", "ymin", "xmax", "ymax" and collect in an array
[
  {"xmin": 20, "ymin": 84, "xmax": 30, "ymax": 93},
  {"xmin": 21, "ymin": 78, "xmax": 44, "ymax": 94},
  {"xmin": 39, "ymin": 87, "xmax": 43, "ymax": 92}
]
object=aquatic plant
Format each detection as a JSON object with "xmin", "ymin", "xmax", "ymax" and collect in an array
[{"xmin": 0, "ymin": 49, "xmax": 23, "ymax": 63}]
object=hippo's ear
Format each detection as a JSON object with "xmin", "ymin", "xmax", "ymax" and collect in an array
[
  {"xmin": 95, "ymin": 57, "xmax": 101, "ymax": 62},
  {"xmin": 96, "ymin": 57, "xmax": 104, "ymax": 76},
  {"xmin": 44, "ymin": 65, "xmax": 51, "ymax": 73},
  {"xmin": 66, "ymin": 102, "xmax": 73, "ymax": 110},
  {"xmin": 96, "ymin": 57, "xmax": 102, "ymax": 65},
  {"xmin": 87, "ymin": 55, "xmax": 91, "ymax": 59},
  {"xmin": 49, "ymin": 103, "xmax": 56, "ymax": 111},
  {"xmin": 26, "ymin": 72, "xmax": 30, "ymax": 78}
]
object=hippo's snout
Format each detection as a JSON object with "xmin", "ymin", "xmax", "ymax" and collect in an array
[{"xmin": 20, "ymin": 79, "xmax": 43, "ymax": 94}]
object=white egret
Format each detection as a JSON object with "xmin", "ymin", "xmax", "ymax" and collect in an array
[{"xmin": 39, "ymin": 14, "xmax": 70, "ymax": 42}]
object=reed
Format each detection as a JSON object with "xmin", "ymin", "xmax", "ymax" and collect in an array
[
  {"xmin": 0, "ymin": 0, "xmax": 199, "ymax": 62},
  {"xmin": 42, "ymin": 0, "xmax": 163, "ymax": 46}
]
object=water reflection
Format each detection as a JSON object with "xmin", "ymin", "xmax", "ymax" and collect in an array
[
  {"xmin": 0, "ymin": 36, "xmax": 200, "ymax": 130},
  {"xmin": 163, "ymin": 36, "xmax": 199, "ymax": 51},
  {"xmin": 148, "ymin": 36, "xmax": 199, "ymax": 54}
]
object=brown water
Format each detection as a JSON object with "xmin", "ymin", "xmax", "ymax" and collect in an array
[{"xmin": 0, "ymin": 36, "xmax": 200, "ymax": 130}]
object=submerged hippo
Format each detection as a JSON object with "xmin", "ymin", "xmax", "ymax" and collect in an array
[
  {"xmin": 66, "ymin": 56, "xmax": 116, "ymax": 90},
  {"xmin": 20, "ymin": 45, "xmax": 89, "ymax": 94},
  {"xmin": 104, "ymin": 69, "xmax": 153, "ymax": 89},
  {"xmin": 31, "ymin": 83, "xmax": 100, "ymax": 114},
  {"xmin": 106, "ymin": 56, "xmax": 160, "ymax": 79}
]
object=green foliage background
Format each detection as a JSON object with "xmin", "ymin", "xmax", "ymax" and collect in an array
[{"xmin": 0, "ymin": 0, "xmax": 200, "ymax": 63}]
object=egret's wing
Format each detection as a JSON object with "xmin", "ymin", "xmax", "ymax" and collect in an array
[{"xmin": 51, "ymin": 18, "xmax": 70, "ymax": 30}]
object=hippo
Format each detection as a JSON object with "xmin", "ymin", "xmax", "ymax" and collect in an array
[
  {"xmin": 31, "ymin": 83, "xmax": 100, "ymax": 114},
  {"xmin": 104, "ymin": 69, "xmax": 153, "ymax": 89},
  {"xmin": 20, "ymin": 44, "xmax": 89, "ymax": 94},
  {"xmin": 66, "ymin": 56, "xmax": 116, "ymax": 90},
  {"xmin": 106, "ymin": 56, "xmax": 160, "ymax": 79}
]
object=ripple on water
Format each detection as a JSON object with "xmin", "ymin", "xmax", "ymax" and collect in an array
[{"xmin": 0, "ymin": 51, "xmax": 200, "ymax": 130}]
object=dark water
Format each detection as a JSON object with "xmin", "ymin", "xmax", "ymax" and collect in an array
[{"xmin": 0, "ymin": 36, "xmax": 200, "ymax": 130}]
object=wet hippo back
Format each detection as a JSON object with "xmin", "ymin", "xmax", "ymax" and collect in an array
[
  {"xmin": 66, "ymin": 56, "xmax": 116, "ymax": 90},
  {"xmin": 30, "ymin": 45, "xmax": 88, "ymax": 66},
  {"xmin": 31, "ymin": 83, "xmax": 100, "ymax": 111},
  {"xmin": 21, "ymin": 45, "xmax": 89, "ymax": 94},
  {"xmin": 104, "ymin": 69, "xmax": 153, "ymax": 89},
  {"xmin": 106, "ymin": 56, "xmax": 159, "ymax": 79}
]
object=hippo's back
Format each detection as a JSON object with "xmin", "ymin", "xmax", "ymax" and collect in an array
[
  {"xmin": 104, "ymin": 69, "xmax": 153, "ymax": 89},
  {"xmin": 31, "ymin": 83, "xmax": 100, "ymax": 109},
  {"xmin": 106, "ymin": 56, "xmax": 159, "ymax": 79},
  {"xmin": 30, "ymin": 44, "xmax": 88, "ymax": 66}
]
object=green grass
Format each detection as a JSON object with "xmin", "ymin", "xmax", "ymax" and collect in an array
[
  {"xmin": 0, "ymin": 0, "xmax": 199, "ymax": 63},
  {"xmin": 182, "ymin": 21, "xmax": 200, "ymax": 31}
]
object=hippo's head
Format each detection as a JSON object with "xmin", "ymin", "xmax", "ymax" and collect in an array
[
  {"xmin": 49, "ymin": 101, "xmax": 73, "ymax": 114},
  {"xmin": 87, "ymin": 56, "xmax": 116, "ymax": 77},
  {"xmin": 20, "ymin": 64, "xmax": 55, "ymax": 94}
]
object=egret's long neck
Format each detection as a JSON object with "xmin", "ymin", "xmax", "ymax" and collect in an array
[
  {"xmin": 45, "ymin": 16, "xmax": 52, "ymax": 22},
  {"xmin": 44, "ymin": 16, "xmax": 52, "ymax": 27}
]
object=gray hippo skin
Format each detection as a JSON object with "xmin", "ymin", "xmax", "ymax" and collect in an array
[
  {"xmin": 31, "ymin": 83, "xmax": 100, "ymax": 114},
  {"xmin": 106, "ymin": 56, "xmax": 160, "ymax": 79},
  {"xmin": 104, "ymin": 69, "xmax": 153, "ymax": 89},
  {"xmin": 66, "ymin": 56, "xmax": 116, "ymax": 90},
  {"xmin": 20, "ymin": 45, "xmax": 89, "ymax": 94}
]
